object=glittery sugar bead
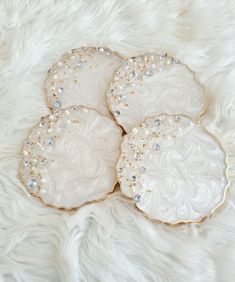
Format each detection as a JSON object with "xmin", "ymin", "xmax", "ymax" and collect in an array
[
  {"xmin": 19, "ymin": 106, "xmax": 123, "ymax": 210},
  {"xmin": 54, "ymin": 100, "xmax": 62, "ymax": 108},
  {"xmin": 114, "ymin": 110, "xmax": 120, "ymax": 116},
  {"xmin": 27, "ymin": 179, "xmax": 37, "ymax": 189},
  {"xmin": 153, "ymin": 143, "xmax": 160, "ymax": 151},
  {"xmin": 134, "ymin": 194, "xmax": 141, "ymax": 202},
  {"xmin": 45, "ymin": 47, "xmax": 123, "ymax": 115},
  {"xmin": 107, "ymin": 53, "xmax": 205, "ymax": 133},
  {"xmin": 116, "ymin": 113, "xmax": 228, "ymax": 224}
]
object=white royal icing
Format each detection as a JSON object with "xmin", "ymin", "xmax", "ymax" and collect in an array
[
  {"xmin": 117, "ymin": 114, "xmax": 228, "ymax": 224},
  {"xmin": 107, "ymin": 54, "xmax": 205, "ymax": 132},
  {"xmin": 20, "ymin": 106, "xmax": 122, "ymax": 209}
]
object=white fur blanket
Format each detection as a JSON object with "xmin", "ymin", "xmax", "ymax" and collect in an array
[{"xmin": 0, "ymin": 1, "xmax": 235, "ymax": 281}]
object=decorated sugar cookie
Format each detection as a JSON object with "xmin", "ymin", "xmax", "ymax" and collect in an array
[
  {"xmin": 19, "ymin": 106, "xmax": 122, "ymax": 210},
  {"xmin": 107, "ymin": 54, "xmax": 205, "ymax": 132},
  {"xmin": 45, "ymin": 47, "xmax": 124, "ymax": 115},
  {"xmin": 116, "ymin": 114, "xmax": 229, "ymax": 224}
]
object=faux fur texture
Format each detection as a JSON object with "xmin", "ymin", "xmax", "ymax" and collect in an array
[{"xmin": 0, "ymin": 0, "xmax": 235, "ymax": 281}]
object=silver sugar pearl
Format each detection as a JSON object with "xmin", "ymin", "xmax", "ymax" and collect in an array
[
  {"xmin": 154, "ymin": 119, "xmax": 161, "ymax": 126},
  {"xmin": 82, "ymin": 108, "xmax": 88, "ymax": 113},
  {"xmin": 134, "ymin": 194, "xmax": 141, "ymax": 203},
  {"xmin": 146, "ymin": 69, "xmax": 153, "ymax": 76},
  {"xmin": 54, "ymin": 100, "xmax": 62, "ymax": 108},
  {"xmin": 45, "ymin": 137, "xmax": 54, "ymax": 145},
  {"xmin": 40, "ymin": 188, "xmax": 47, "ymax": 195},
  {"xmin": 153, "ymin": 143, "xmax": 160, "ymax": 151},
  {"xmin": 131, "ymin": 175, "xmax": 136, "ymax": 181},
  {"xmin": 114, "ymin": 110, "xmax": 120, "ymax": 116},
  {"xmin": 166, "ymin": 58, "xmax": 173, "ymax": 65},
  {"xmin": 23, "ymin": 150, "xmax": 29, "ymax": 156},
  {"xmin": 27, "ymin": 179, "xmax": 37, "ymax": 189},
  {"xmin": 41, "ymin": 158, "xmax": 48, "ymax": 165},
  {"xmin": 98, "ymin": 47, "xmax": 104, "ymax": 53},
  {"xmin": 132, "ymin": 128, "xmax": 138, "ymax": 134},
  {"xmin": 58, "ymin": 87, "xmax": 64, "ymax": 94},
  {"xmin": 40, "ymin": 178, "xmax": 47, "ymax": 184},
  {"xmin": 24, "ymin": 160, "xmax": 29, "ymax": 167},
  {"xmin": 77, "ymin": 60, "xmax": 84, "ymax": 68},
  {"xmin": 134, "ymin": 152, "xmax": 141, "ymax": 160},
  {"xmin": 130, "ymin": 71, "xmax": 136, "ymax": 78},
  {"xmin": 140, "ymin": 167, "xmax": 146, "ymax": 173},
  {"xmin": 24, "ymin": 140, "xmax": 31, "ymax": 145},
  {"xmin": 118, "ymin": 167, "xmax": 123, "ymax": 173},
  {"xmin": 118, "ymin": 94, "xmax": 126, "ymax": 102}
]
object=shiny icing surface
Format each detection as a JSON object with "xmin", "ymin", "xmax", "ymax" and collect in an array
[
  {"xmin": 19, "ymin": 106, "xmax": 122, "ymax": 209},
  {"xmin": 107, "ymin": 54, "xmax": 205, "ymax": 132},
  {"xmin": 45, "ymin": 47, "xmax": 123, "ymax": 115},
  {"xmin": 117, "ymin": 114, "xmax": 228, "ymax": 224}
]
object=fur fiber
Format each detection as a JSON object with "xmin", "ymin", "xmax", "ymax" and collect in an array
[{"xmin": 0, "ymin": 0, "xmax": 235, "ymax": 281}]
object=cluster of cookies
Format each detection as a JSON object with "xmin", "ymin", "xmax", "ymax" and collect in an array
[{"xmin": 19, "ymin": 47, "xmax": 229, "ymax": 225}]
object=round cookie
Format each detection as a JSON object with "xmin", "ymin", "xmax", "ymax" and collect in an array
[
  {"xmin": 19, "ymin": 106, "xmax": 122, "ymax": 210},
  {"xmin": 116, "ymin": 114, "xmax": 229, "ymax": 224},
  {"xmin": 45, "ymin": 47, "xmax": 124, "ymax": 115},
  {"xmin": 107, "ymin": 54, "xmax": 205, "ymax": 132}
]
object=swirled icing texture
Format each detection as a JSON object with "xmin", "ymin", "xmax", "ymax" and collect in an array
[
  {"xmin": 117, "ymin": 114, "xmax": 228, "ymax": 224},
  {"xmin": 19, "ymin": 106, "xmax": 122, "ymax": 209},
  {"xmin": 45, "ymin": 47, "xmax": 124, "ymax": 115},
  {"xmin": 107, "ymin": 54, "xmax": 205, "ymax": 132}
]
